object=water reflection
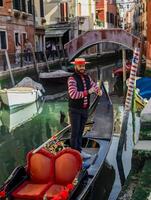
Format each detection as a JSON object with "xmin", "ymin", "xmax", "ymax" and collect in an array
[
  {"xmin": 0, "ymin": 100, "xmax": 68, "ymax": 186},
  {"xmin": 89, "ymin": 162, "xmax": 116, "ymax": 200},
  {"xmin": 0, "ymin": 101, "xmax": 44, "ymax": 133},
  {"xmin": 107, "ymin": 101, "xmax": 140, "ymax": 200},
  {"xmin": 98, "ymin": 66, "xmax": 140, "ymax": 200}
]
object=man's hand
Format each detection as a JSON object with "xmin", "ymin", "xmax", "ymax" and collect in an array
[
  {"xmin": 97, "ymin": 89, "xmax": 102, "ymax": 96},
  {"xmin": 88, "ymin": 87, "xmax": 96, "ymax": 94}
]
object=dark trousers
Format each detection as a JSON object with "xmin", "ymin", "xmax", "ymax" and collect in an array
[{"xmin": 69, "ymin": 108, "xmax": 88, "ymax": 152}]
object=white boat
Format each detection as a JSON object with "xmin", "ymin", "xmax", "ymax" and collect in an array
[
  {"xmin": 1, "ymin": 101, "xmax": 43, "ymax": 133},
  {"xmin": 0, "ymin": 77, "xmax": 44, "ymax": 108},
  {"xmin": 0, "ymin": 87, "xmax": 42, "ymax": 108}
]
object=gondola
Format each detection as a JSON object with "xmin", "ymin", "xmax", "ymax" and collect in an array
[
  {"xmin": 0, "ymin": 82, "xmax": 113, "ymax": 200},
  {"xmin": 39, "ymin": 70, "xmax": 73, "ymax": 85}
]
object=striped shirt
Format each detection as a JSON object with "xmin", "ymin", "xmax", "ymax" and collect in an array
[{"xmin": 68, "ymin": 74, "xmax": 99, "ymax": 108}]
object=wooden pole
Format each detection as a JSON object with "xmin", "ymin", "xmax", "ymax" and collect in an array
[
  {"xmin": 32, "ymin": 48, "xmax": 39, "ymax": 76},
  {"xmin": 43, "ymin": 51, "xmax": 50, "ymax": 72},
  {"xmin": 4, "ymin": 50, "xmax": 15, "ymax": 86},
  {"xmin": 122, "ymin": 49, "xmax": 126, "ymax": 96},
  {"xmin": 125, "ymin": 48, "xmax": 140, "ymax": 111}
]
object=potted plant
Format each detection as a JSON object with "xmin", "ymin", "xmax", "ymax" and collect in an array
[
  {"xmin": 14, "ymin": 10, "xmax": 20, "ymax": 18},
  {"xmin": 41, "ymin": 18, "xmax": 46, "ymax": 24},
  {"xmin": 22, "ymin": 12, "xmax": 28, "ymax": 19}
]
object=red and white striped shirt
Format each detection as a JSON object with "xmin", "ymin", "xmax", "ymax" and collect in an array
[{"xmin": 68, "ymin": 74, "xmax": 99, "ymax": 108}]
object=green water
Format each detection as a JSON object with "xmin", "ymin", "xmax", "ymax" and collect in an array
[{"xmin": 0, "ymin": 100, "xmax": 68, "ymax": 185}]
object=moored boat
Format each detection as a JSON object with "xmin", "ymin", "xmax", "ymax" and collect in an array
[
  {"xmin": 0, "ymin": 87, "xmax": 42, "ymax": 108},
  {"xmin": 136, "ymin": 77, "xmax": 151, "ymax": 100},
  {"xmin": 39, "ymin": 70, "xmax": 73, "ymax": 85},
  {"xmin": 135, "ymin": 89, "xmax": 148, "ymax": 112},
  {"xmin": 0, "ymin": 82, "xmax": 113, "ymax": 200},
  {"xmin": 0, "ymin": 77, "xmax": 44, "ymax": 109}
]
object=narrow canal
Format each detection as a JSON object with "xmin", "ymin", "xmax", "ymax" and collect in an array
[{"xmin": 0, "ymin": 64, "xmax": 140, "ymax": 200}]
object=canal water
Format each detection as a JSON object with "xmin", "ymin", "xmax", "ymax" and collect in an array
[{"xmin": 0, "ymin": 64, "xmax": 140, "ymax": 200}]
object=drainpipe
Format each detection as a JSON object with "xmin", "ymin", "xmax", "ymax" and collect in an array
[
  {"xmin": 32, "ymin": 0, "xmax": 39, "ymax": 77},
  {"xmin": 32, "ymin": 0, "xmax": 36, "ymax": 50},
  {"xmin": 122, "ymin": 49, "xmax": 126, "ymax": 96},
  {"xmin": 104, "ymin": 0, "xmax": 107, "ymax": 28}
]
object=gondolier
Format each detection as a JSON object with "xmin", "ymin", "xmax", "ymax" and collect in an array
[{"xmin": 67, "ymin": 58, "xmax": 102, "ymax": 158}]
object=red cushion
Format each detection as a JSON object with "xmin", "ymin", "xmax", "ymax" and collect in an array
[
  {"xmin": 56, "ymin": 148, "xmax": 82, "ymax": 169},
  {"xmin": 45, "ymin": 184, "xmax": 65, "ymax": 199},
  {"xmin": 27, "ymin": 149, "xmax": 55, "ymax": 183},
  {"xmin": 12, "ymin": 181, "xmax": 52, "ymax": 199},
  {"xmin": 55, "ymin": 153, "xmax": 80, "ymax": 185}
]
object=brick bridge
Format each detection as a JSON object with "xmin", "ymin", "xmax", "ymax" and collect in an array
[{"xmin": 64, "ymin": 28, "xmax": 141, "ymax": 61}]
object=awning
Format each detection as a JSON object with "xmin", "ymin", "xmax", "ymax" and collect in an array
[{"xmin": 45, "ymin": 28, "xmax": 69, "ymax": 38}]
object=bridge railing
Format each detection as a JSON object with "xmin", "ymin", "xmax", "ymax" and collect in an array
[{"xmin": 0, "ymin": 50, "xmax": 66, "ymax": 72}]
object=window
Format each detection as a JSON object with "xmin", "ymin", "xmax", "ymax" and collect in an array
[
  {"xmin": 110, "ymin": 13, "xmax": 114, "ymax": 24},
  {"xmin": 40, "ymin": 0, "xmax": 44, "ymax": 17},
  {"xmin": 0, "ymin": 31, "xmax": 7, "ymax": 49},
  {"xmin": 22, "ymin": 33, "xmax": 27, "ymax": 44},
  {"xmin": 14, "ymin": 0, "xmax": 33, "ymax": 14},
  {"xmin": 14, "ymin": 32, "xmax": 20, "ymax": 46},
  {"xmin": 13, "ymin": 0, "xmax": 21, "ymax": 10},
  {"xmin": 27, "ymin": 0, "xmax": 33, "ymax": 14},
  {"xmin": 107, "ymin": 12, "xmax": 110, "ymax": 23},
  {"xmin": 60, "ymin": 2, "xmax": 68, "ymax": 22},
  {"xmin": 0, "ymin": 0, "xmax": 3, "ymax": 6},
  {"xmin": 22, "ymin": 0, "xmax": 26, "ymax": 12}
]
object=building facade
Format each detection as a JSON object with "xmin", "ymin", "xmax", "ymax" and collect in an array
[
  {"xmin": 34, "ymin": 0, "xmax": 45, "ymax": 53},
  {"xmin": 0, "ymin": 0, "xmax": 34, "ymax": 54},
  {"xmin": 96, "ymin": 0, "xmax": 119, "ymax": 29}
]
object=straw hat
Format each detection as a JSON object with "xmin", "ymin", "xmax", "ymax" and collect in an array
[{"xmin": 70, "ymin": 58, "xmax": 89, "ymax": 65}]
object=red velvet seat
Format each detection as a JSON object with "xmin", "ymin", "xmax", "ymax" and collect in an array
[
  {"xmin": 12, "ymin": 148, "xmax": 54, "ymax": 200},
  {"xmin": 12, "ymin": 148, "xmax": 82, "ymax": 200},
  {"xmin": 45, "ymin": 148, "xmax": 82, "ymax": 200}
]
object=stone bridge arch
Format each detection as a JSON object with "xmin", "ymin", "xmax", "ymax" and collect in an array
[{"xmin": 64, "ymin": 28, "xmax": 141, "ymax": 61}]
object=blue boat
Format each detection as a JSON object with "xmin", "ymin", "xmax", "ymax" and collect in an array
[{"xmin": 136, "ymin": 77, "xmax": 151, "ymax": 100}]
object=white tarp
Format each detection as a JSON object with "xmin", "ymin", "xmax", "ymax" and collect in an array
[{"xmin": 15, "ymin": 77, "xmax": 45, "ymax": 93}]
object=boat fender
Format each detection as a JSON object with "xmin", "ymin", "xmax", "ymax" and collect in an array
[{"xmin": 37, "ymin": 89, "xmax": 42, "ymax": 97}]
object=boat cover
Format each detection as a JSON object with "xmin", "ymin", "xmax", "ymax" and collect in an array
[
  {"xmin": 39, "ymin": 70, "xmax": 73, "ymax": 79},
  {"xmin": 136, "ymin": 77, "xmax": 151, "ymax": 99},
  {"xmin": 15, "ymin": 77, "xmax": 45, "ymax": 93}
]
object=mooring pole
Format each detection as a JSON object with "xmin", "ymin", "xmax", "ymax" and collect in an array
[
  {"xmin": 122, "ymin": 49, "xmax": 126, "ymax": 96},
  {"xmin": 4, "ymin": 50, "xmax": 15, "ymax": 86}
]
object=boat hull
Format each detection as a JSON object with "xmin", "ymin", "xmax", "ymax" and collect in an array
[
  {"xmin": 1, "ymin": 101, "xmax": 43, "ymax": 132},
  {"xmin": 0, "ymin": 87, "xmax": 42, "ymax": 108}
]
